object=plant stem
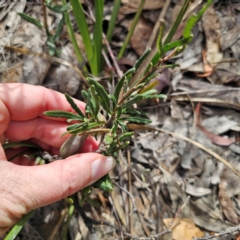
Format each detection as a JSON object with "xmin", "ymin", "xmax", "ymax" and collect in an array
[
  {"xmin": 118, "ymin": 48, "xmax": 179, "ymax": 105},
  {"xmin": 164, "ymin": 0, "xmax": 191, "ymax": 45},
  {"xmin": 117, "ymin": 0, "xmax": 145, "ymax": 59},
  {"xmin": 4, "ymin": 211, "xmax": 34, "ymax": 240},
  {"xmin": 62, "ymin": 0, "xmax": 85, "ymax": 66},
  {"xmin": 41, "ymin": 0, "xmax": 49, "ymax": 34},
  {"xmin": 106, "ymin": 0, "xmax": 121, "ymax": 42}
]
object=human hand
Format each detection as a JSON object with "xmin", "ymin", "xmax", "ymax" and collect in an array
[{"xmin": 0, "ymin": 83, "xmax": 116, "ymax": 236}]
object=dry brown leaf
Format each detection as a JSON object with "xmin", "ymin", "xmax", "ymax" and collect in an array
[
  {"xmin": 202, "ymin": 6, "xmax": 223, "ymax": 67},
  {"xmin": 195, "ymin": 103, "xmax": 237, "ymax": 146},
  {"xmin": 1, "ymin": 63, "xmax": 23, "ymax": 83},
  {"xmin": 219, "ymin": 181, "xmax": 240, "ymax": 225},
  {"xmin": 195, "ymin": 49, "xmax": 213, "ymax": 77},
  {"xmin": 130, "ymin": 17, "xmax": 153, "ymax": 56},
  {"xmin": 122, "ymin": 0, "xmax": 164, "ymax": 10},
  {"xmin": 163, "ymin": 218, "xmax": 204, "ymax": 239}
]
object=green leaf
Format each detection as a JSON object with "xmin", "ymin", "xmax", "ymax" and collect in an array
[
  {"xmin": 122, "ymin": 89, "xmax": 158, "ymax": 108},
  {"xmin": 163, "ymin": 37, "xmax": 192, "ymax": 53},
  {"xmin": 111, "ymin": 120, "xmax": 118, "ymax": 135},
  {"xmin": 122, "ymin": 95, "xmax": 144, "ymax": 108},
  {"xmin": 93, "ymin": 0, "xmax": 104, "ymax": 74},
  {"xmin": 164, "ymin": 0, "xmax": 191, "ymax": 45},
  {"xmin": 65, "ymin": 93, "xmax": 85, "ymax": 118},
  {"xmin": 63, "ymin": 0, "xmax": 84, "ymax": 64},
  {"xmin": 53, "ymin": 15, "xmax": 65, "ymax": 42},
  {"xmin": 93, "ymin": 174, "xmax": 114, "ymax": 192},
  {"xmin": 4, "ymin": 211, "xmax": 34, "ymax": 240},
  {"xmin": 44, "ymin": 110, "xmax": 83, "ymax": 120},
  {"xmin": 118, "ymin": 132, "xmax": 134, "ymax": 142},
  {"xmin": 114, "ymin": 76, "xmax": 126, "ymax": 103},
  {"xmin": 118, "ymin": 0, "xmax": 146, "ymax": 59},
  {"xmin": 85, "ymin": 121, "xmax": 105, "ymax": 131},
  {"xmin": 70, "ymin": 0, "xmax": 94, "ymax": 72},
  {"xmin": 157, "ymin": 21, "xmax": 164, "ymax": 57},
  {"xmin": 106, "ymin": 0, "xmax": 121, "ymax": 42},
  {"xmin": 2, "ymin": 142, "xmax": 40, "ymax": 150},
  {"xmin": 108, "ymin": 94, "xmax": 117, "ymax": 111},
  {"xmin": 47, "ymin": 4, "xmax": 71, "ymax": 13},
  {"xmin": 87, "ymin": 78, "xmax": 111, "ymax": 113},
  {"xmin": 111, "ymin": 141, "xmax": 130, "ymax": 153},
  {"xmin": 67, "ymin": 122, "xmax": 104, "ymax": 134},
  {"xmin": 81, "ymin": 90, "xmax": 89, "ymax": 103},
  {"xmin": 122, "ymin": 108, "xmax": 148, "ymax": 117},
  {"xmin": 17, "ymin": 13, "xmax": 43, "ymax": 28},
  {"xmin": 134, "ymin": 48, "xmax": 151, "ymax": 70},
  {"xmin": 104, "ymin": 134, "xmax": 114, "ymax": 145},
  {"xmin": 183, "ymin": 0, "xmax": 212, "ymax": 39},
  {"xmin": 88, "ymin": 86, "xmax": 100, "ymax": 118},
  {"xmin": 124, "ymin": 67, "xmax": 136, "ymax": 80},
  {"xmin": 117, "ymin": 120, "xmax": 128, "ymax": 132},
  {"xmin": 67, "ymin": 122, "xmax": 88, "ymax": 133},
  {"xmin": 116, "ymin": 107, "xmax": 122, "ymax": 118},
  {"xmin": 119, "ymin": 117, "xmax": 151, "ymax": 124}
]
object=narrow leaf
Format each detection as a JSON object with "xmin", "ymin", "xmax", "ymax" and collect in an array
[
  {"xmin": 163, "ymin": 37, "xmax": 192, "ymax": 53},
  {"xmin": 108, "ymin": 94, "xmax": 117, "ymax": 111},
  {"xmin": 2, "ymin": 142, "xmax": 40, "ymax": 150},
  {"xmin": 118, "ymin": 0, "xmax": 146, "ymax": 58},
  {"xmin": 106, "ymin": 0, "xmax": 121, "ymax": 42},
  {"xmin": 89, "ymin": 85, "xmax": 100, "ymax": 118},
  {"xmin": 63, "ymin": 0, "xmax": 84, "ymax": 64},
  {"xmin": 54, "ymin": 15, "xmax": 65, "ymax": 42},
  {"xmin": 119, "ymin": 117, "xmax": 151, "ymax": 124},
  {"xmin": 87, "ymin": 78, "xmax": 111, "ymax": 113},
  {"xmin": 93, "ymin": 174, "xmax": 114, "ymax": 192},
  {"xmin": 65, "ymin": 93, "xmax": 85, "ymax": 118},
  {"xmin": 134, "ymin": 48, "xmax": 151, "ymax": 70},
  {"xmin": 47, "ymin": 5, "xmax": 70, "ymax": 13},
  {"xmin": 93, "ymin": 0, "xmax": 104, "ymax": 74},
  {"xmin": 117, "ymin": 120, "xmax": 128, "ymax": 132},
  {"xmin": 67, "ymin": 122, "xmax": 88, "ymax": 133},
  {"xmin": 70, "ymin": 0, "xmax": 94, "ymax": 71},
  {"xmin": 114, "ymin": 76, "xmax": 126, "ymax": 103},
  {"xmin": 122, "ymin": 108, "xmax": 148, "ymax": 117},
  {"xmin": 44, "ymin": 110, "xmax": 83, "ymax": 120},
  {"xmin": 116, "ymin": 107, "xmax": 122, "ymax": 118},
  {"xmin": 81, "ymin": 90, "xmax": 89, "ymax": 103},
  {"xmin": 164, "ymin": 0, "xmax": 191, "ymax": 45},
  {"xmin": 157, "ymin": 21, "xmax": 164, "ymax": 57},
  {"xmin": 118, "ymin": 132, "xmax": 134, "ymax": 142},
  {"xmin": 17, "ymin": 13, "xmax": 42, "ymax": 28},
  {"xmin": 122, "ymin": 89, "xmax": 158, "ymax": 108},
  {"xmin": 4, "ymin": 211, "xmax": 34, "ymax": 240},
  {"xmin": 183, "ymin": 0, "xmax": 212, "ymax": 38}
]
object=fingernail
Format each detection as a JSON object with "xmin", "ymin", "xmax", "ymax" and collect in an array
[{"xmin": 90, "ymin": 156, "xmax": 116, "ymax": 185}]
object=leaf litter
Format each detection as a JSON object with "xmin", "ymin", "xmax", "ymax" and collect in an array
[{"xmin": 1, "ymin": 1, "xmax": 240, "ymax": 240}]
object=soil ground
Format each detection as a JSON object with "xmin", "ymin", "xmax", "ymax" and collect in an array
[{"xmin": 1, "ymin": 1, "xmax": 240, "ymax": 239}]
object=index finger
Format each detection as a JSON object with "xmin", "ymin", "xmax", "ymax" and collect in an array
[{"xmin": 0, "ymin": 83, "xmax": 85, "ymax": 133}]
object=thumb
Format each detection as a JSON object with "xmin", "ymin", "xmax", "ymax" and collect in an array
[{"xmin": 0, "ymin": 153, "xmax": 115, "ymax": 232}]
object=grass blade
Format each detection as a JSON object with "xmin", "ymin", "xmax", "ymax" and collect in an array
[
  {"xmin": 65, "ymin": 93, "xmax": 85, "ymax": 118},
  {"xmin": 183, "ymin": 0, "xmax": 213, "ymax": 38},
  {"xmin": 164, "ymin": 0, "xmax": 191, "ymax": 45},
  {"xmin": 70, "ymin": 0, "xmax": 93, "ymax": 70},
  {"xmin": 4, "ymin": 211, "xmax": 34, "ymax": 240},
  {"xmin": 17, "ymin": 13, "xmax": 42, "ymax": 28},
  {"xmin": 106, "ymin": 0, "xmax": 121, "ymax": 42},
  {"xmin": 118, "ymin": 0, "xmax": 146, "ymax": 59},
  {"xmin": 93, "ymin": 0, "xmax": 104, "ymax": 74},
  {"xmin": 62, "ymin": 0, "xmax": 84, "ymax": 64}
]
